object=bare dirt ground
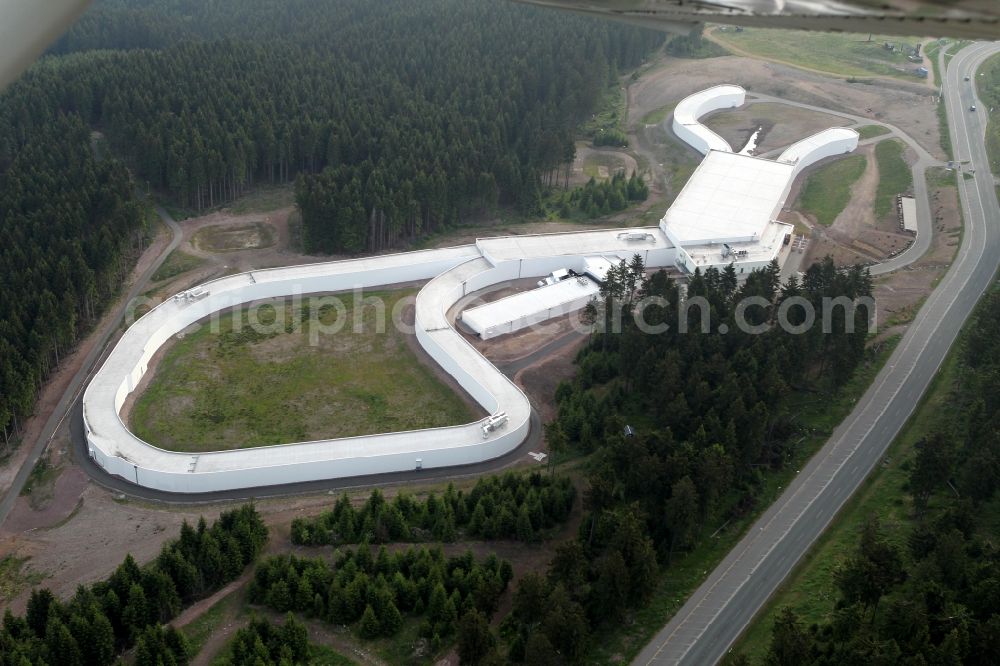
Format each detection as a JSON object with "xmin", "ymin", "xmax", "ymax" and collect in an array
[
  {"xmin": 871, "ymin": 178, "xmax": 961, "ymax": 329},
  {"xmin": 146, "ymin": 206, "xmax": 335, "ymax": 305},
  {"xmin": 787, "ymin": 161, "xmax": 960, "ymax": 329},
  {"xmin": 3, "ymin": 467, "xmax": 86, "ymax": 533},
  {"xmin": 829, "ymin": 147, "xmax": 880, "ymax": 239},
  {"xmin": 628, "ymin": 55, "xmax": 943, "ymax": 160},
  {"xmin": 461, "ymin": 305, "xmax": 586, "ymax": 367},
  {"xmin": 0, "ymin": 487, "xmax": 223, "ymax": 614},
  {"xmin": 796, "ymin": 142, "xmax": 920, "ymax": 269},
  {"xmin": 703, "ymin": 103, "xmax": 850, "ymax": 155},
  {"xmin": 191, "ymin": 221, "xmax": 276, "ymax": 254},
  {"xmin": 569, "ymin": 141, "xmax": 641, "ymax": 187},
  {"xmin": 514, "ymin": 335, "xmax": 588, "ymax": 424}
]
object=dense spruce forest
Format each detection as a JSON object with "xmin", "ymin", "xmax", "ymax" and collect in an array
[
  {"xmin": 290, "ymin": 474, "xmax": 576, "ymax": 546},
  {"xmin": 0, "ymin": 110, "xmax": 147, "ymax": 448},
  {"xmin": 217, "ymin": 614, "xmax": 311, "ymax": 666},
  {"xmin": 555, "ymin": 170, "xmax": 650, "ymax": 219},
  {"xmin": 0, "ymin": 0, "xmax": 662, "ymax": 452},
  {"xmin": 249, "ymin": 546, "xmax": 513, "ymax": 647},
  {"xmin": 31, "ymin": 0, "xmax": 663, "ymax": 254},
  {"xmin": 745, "ymin": 289, "xmax": 1000, "ymax": 666},
  {"xmin": 0, "ymin": 505, "xmax": 267, "ymax": 665},
  {"xmin": 489, "ymin": 257, "xmax": 874, "ymax": 661}
]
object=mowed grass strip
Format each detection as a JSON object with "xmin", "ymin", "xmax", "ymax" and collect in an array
[
  {"xmin": 711, "ymin": 28, "xmax": 924, "ymax": 79},
  {"xmin": 856, "ymin": 124, "xmax": 890, "ymax": 139},
  {"xmin": 641, "ymin": 102, "xmax": 676, "ymax": 126},
  {"xmin": 130, "ymin": 289, "xmax": 478, "ymax": 452},
  {"xmin": 977, "ymin": 52, "xmax": 1000, "ymax": 176},
  {"xmin": 874, "ymin": 139, "xmax": 913, "ymax": 218},
  {"xmin": 227, "ymin": 184, "xmax": 295, "ymax": 215},
  {"xmin": 582, "ymin": 152, "xmax": 628, "ymax": 181},
  {"xmin": 796, "ymin": 154, "xmax": 867, "ymax": 226},
  {"xmin": 152, "ymin": 249, "xmax": 204, "ymax": 282}
]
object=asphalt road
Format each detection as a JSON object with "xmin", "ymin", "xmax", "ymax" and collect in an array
[
  {"xmin": 634, "ymin": 41, "xmax": 1000, "ymax": 666},
  {"xmin": 0, "ymin": 205, "xmax": 182, "ymax": 527}
]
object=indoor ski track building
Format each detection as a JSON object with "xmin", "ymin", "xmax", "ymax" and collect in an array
[{"xmin": 82, "ymin": 85, "xmax": 858, "ymax": 493}]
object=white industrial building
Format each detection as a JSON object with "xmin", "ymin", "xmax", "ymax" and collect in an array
[
  {"xmin": 460, "ymin": 256, "xmax": 615, "ymax": 339},
  {"xmin": 82, "ymin": 229, "xmax": 674, "ymax": 493},
  {"xmin": 81, "ymin": 85, "xmax": 861, "ymax": 494},
  {"xmin": 900, "ymin": 196, "xmax": 918, "ymax": 232},
  {"xmin": 664, "ymin": 85, "xmax": 859, "ymax": 273},
  {"xmin": 461, "ymin": 276, "xmax": 598, "ymax": 339},
  {"xmin": 671, "ymin": 84, "xmax": 745, "ymax": 155}
]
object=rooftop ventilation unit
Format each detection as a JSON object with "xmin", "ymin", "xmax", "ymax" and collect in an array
[
  {"xmin": 174, "ymin": 286, "xmax": 209, "ymax": 304},
  {"xmin": 482, "ymin": 412, "xmax": 509, "ymax": 439},
  {"xmin": 537, "ymin": 268, "xmax": 571, "ymax": 287},
  {"xmin": 617, "ymin": 232, "xmax": 655, "ymax": 242}
]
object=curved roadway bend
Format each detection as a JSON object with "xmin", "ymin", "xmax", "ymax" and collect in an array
[
  {"xmin": 635, "ymin": 41, "xmax": 1000, "ymax": 666},
  {"xmin": 0, "ymin": 206, "xmax": 182, "ymax": 526}
]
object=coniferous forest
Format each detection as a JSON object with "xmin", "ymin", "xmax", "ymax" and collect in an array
[
  {"xmin": 0, "ymin": 505, "xmax": 267, "ymax": 664},
  {"xmin": 748, "ymin": 289, "xmax": 1000, "ymax": 666},
  {"xmin": 0, "ymin": 0, "xmax": 662, "ymax": 449},
  {"xmin": 12, "ymin": 2, "xmax": 983, "ymax": 664},
  {"xmin": 32, "ymin": 0, "xmax": 662, "ymax": 253},
  {"xmin": 491, "ymin": 257, "xmax": 875, "ymax": 660}
]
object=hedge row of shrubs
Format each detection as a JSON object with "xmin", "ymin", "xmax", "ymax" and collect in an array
[
  {"xmin": 291, "ymin": 472, "xmax": 575, "ymax": 546},
  {"xmin": 248, "ymin": 545, "xmax": 512, "ymax": 645}
]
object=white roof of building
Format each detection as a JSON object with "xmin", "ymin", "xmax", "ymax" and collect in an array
[
  {"xmin": 777, "ymin": 127, "xmax": 860, "ymax": 175},
  {"xmin": 583, "ymin": 256, "xmax": 614, "ymax": 282},
  {"xmin": 900, "ymin": 196, "xmax": 918, "ymax": 232},
  {"xmin": 672, "ymin": 84, "xmax": 743, "ymax": 153},
  {"xmin": 661, "ymin": 150, "xmax": 795, "ymax": 245},
  {"xmin": 680, "ymin": 220, "xmax": 792, "ymax": 271},
  {"xmin": 477, "ymin": 226, "xmax": 671, "ymax": 262},
  {"xmin": 778, "ymin": 128, "xmax": 855, "ymax": 164},
  {"xmin": 461, "ymin": 276, "xmax": 599, "ymax": 335}
]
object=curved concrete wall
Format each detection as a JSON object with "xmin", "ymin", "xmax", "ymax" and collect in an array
[
  {"xmin": 778, "ymin": 127, "xmax": 860, "ymax": 176},
  {"xmin": 671, "ymin": 84, "xmax": 745, "ymax": 155},
  {"xmin": 83, "ymin": 228, "xmax": 675, "ymax": 493}
]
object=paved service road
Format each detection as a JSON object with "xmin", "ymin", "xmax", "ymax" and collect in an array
[
  {"xmin": 634, "ymin": 41, "xmax": 1000, "ymax": 666},
  {"xmin": 746, "ymin": 93, "xmax": 942, "ymax": 275}
]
